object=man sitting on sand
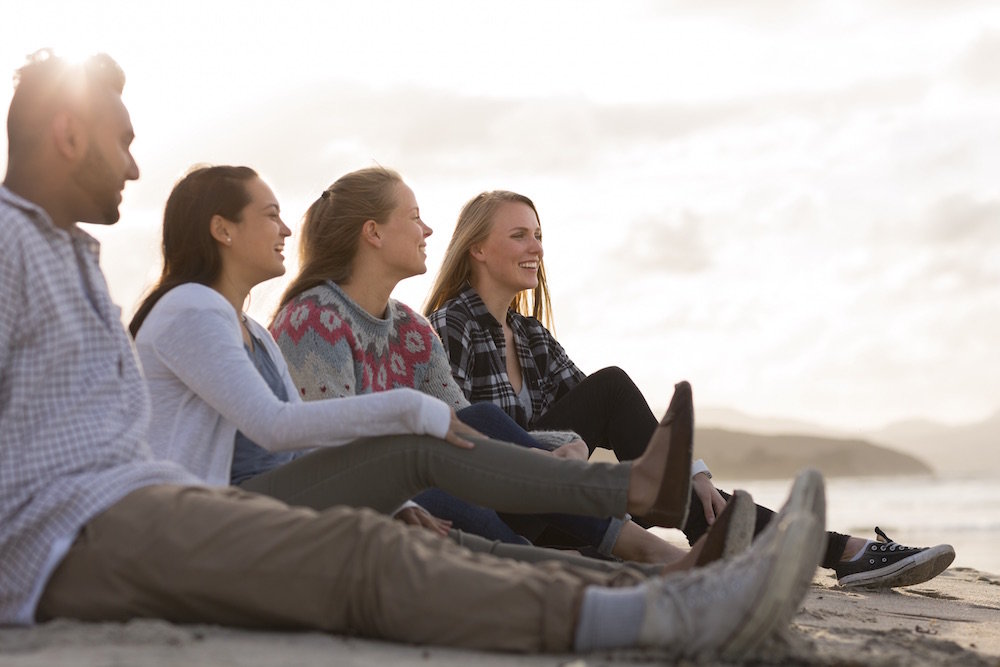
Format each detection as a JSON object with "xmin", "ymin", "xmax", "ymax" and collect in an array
[{"xmin": 0, "ymin": 49, "xmax": 825, "ymax": 660}]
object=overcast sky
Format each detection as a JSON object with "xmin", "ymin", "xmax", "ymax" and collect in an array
[{"xmin": 2, "ymin": 1, "xmax": 998, "ymax": 431}]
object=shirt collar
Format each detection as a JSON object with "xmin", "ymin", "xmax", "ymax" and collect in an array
[
  {"xmin": 456, "ymin": 283, "xmax": 505, "ymax": 330},
  {"xmin": 0, "ymin": 185, "xmax": 50, "ymax": 220},
  {"xmin": 0, "ymin": 185, "xmax": 101, "ymax": 253}
]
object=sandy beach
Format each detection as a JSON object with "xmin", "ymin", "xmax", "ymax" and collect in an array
[{"xmin": 1, "ymin": 566, "xmax": 997, "ymax": 666}]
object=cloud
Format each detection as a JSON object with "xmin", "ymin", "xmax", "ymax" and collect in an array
[
  {"xmin": 921, "ymin": 194, "xmax": 1000, "ymax": 245},
  {"xmin": 954, "ymin": 30, "xmax": 1000, "ymax": 91},
  {"xmin": 851, "ymin": 194, "xmax": 1000, "ymax": 302},
  {"xmin": 120, "ymin": 68, "xmax": 934, "ymax": 213},
  {"xmin": 637, "ymin": 1, "xmax": 812, "ymax": 24},
  {"xmin": 605, "ymin": 209, "xmax": 712, "ymax": 275}
]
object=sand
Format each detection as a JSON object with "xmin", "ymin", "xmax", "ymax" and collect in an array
[{"xmin": 1, "ymin": 567, "xmax": 997, "ymax": 666}]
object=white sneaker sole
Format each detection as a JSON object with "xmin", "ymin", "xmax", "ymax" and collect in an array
[
  {"xmin": 721, "ymin": 490, "xmax": 756, "ymax": 560},
  {"xmin": 838, "ymin": 543, "xmax": 956, "ymax": 589},
  {"xmin": 778, "ymin": 468, "xmax": 826, "ymax": 524},
  {"xmin": 719, "ymin": 511, "xmax": 825, "ymax": 660},
  {"xmin": 749, "ymin": 468, "xmax": 828, "ymax": 561}
]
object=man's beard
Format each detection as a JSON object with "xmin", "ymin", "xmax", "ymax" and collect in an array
[{"xmin": 72, "ymin": 142, "xmax": 122, "ymax": 225}]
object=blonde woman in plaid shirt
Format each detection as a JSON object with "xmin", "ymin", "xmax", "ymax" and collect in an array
[{"xmin": 426, "ymin": 190, "xmax": 956, "ymax": 590}]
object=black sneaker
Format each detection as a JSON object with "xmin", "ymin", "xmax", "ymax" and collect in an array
[{"xmin": 834, "ymin": 527, "xmax": 955, "ymax": 589}]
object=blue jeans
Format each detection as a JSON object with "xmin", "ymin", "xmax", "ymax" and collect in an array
[
  {"xmin": 411, "ymin": 487, "xmax": 531, "ymax": 545},
  {"xmin": 413, "ymin": 403, "xmax": 624, "ymax": 555}
]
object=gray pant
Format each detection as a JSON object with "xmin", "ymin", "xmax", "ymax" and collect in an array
[
  {"xmin": 38, "ymin": 485, "xmax": 648, "ymax": 651},
  {"xmin": 240, "ymin": 433, "xmax": 631, "ymax": 526}
]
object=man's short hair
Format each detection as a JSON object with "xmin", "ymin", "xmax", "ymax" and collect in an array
[{"xmin": 7, "ymin": 48, "xmax": 126, "ymax": 158}]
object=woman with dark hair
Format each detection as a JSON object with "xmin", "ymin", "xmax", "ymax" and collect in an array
[
  {"xmin": 425, "ymin": 189, "xmax": 956, "ymax": 590},
  {"xmin": 129, "ymin": 164, "xmax": 724, "ymax": 572},
  {"xmin": 129, "ymin": 165, "xmax": 259, "ymax": 337}
]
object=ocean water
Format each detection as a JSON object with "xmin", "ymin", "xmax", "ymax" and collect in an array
[{"xmin": 663, "ymin": 475, "xmax": 1000, "ymax": 575}]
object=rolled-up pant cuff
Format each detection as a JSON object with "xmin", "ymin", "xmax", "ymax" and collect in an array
[{"xmin": 598, "ymin": 514, "xmax": 630, "ymax": 557}]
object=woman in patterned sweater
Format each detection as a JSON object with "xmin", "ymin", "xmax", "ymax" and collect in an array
[{"xmin": 271, "ymin": 167, "xmax": 692, "ymax": 564}]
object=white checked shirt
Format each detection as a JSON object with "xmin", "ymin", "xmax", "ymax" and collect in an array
[{"xmin": 0, "ymin": 187, "xmax": 196, "ymax": 624}]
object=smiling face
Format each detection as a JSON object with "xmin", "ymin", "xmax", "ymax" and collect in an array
[
  {"xmin": 376, "ymin": 181, "xmax": 432, "ymax": 280},
  {"xmin": 69, "ymin": 90, "xmax": 140, "ymax": 225},
  {"xmin": 223, "ymin": 177, "xmax": 291, "ymax": 288},
  {"xmin": 469, "ymin": 201, "xmax": 543, "ymax": 298}
]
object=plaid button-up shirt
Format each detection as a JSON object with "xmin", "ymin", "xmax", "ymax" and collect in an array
[
  {"xmin": 428, "ymin": 285, "xmax": 586, "ymax": 429},
  {"xmin": 0, "ymin": 187, "xmax": 195, "ymax": 624}
]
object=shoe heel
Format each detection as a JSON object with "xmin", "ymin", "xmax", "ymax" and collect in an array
[{"xmin": 642, "ymin": 381, "xmax": 694, "ymax": 528}]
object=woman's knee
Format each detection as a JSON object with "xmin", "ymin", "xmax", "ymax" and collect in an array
[
  {"xmin": 457, "ymin": 402, "xmax": 509, "ymax": 423},
  {"xmin": 590, "ymin": 366, "xmax": 640, "ymax": 395},
  {"xmin": 457, "ymin": 402, "xmax": 512, "ymax": 435},
  {"xmin": 457, "ymin": 403, "xmax": 539, "ymax": 448}
]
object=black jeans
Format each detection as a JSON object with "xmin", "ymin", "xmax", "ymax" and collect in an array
[{"xmin": 533, "ymin": 366, "xmax": 848, "ymax": 569}]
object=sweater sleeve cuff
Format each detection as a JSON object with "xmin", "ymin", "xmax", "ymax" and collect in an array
[
  {"xmin": 691, "ymin": 458, "xmax": 712, "ymax": 479},
  {"xmin": 528, "ymin": 430, "xmax": 582, "ymax": 451},
  {"xmin": 392, "ymin": 499, "xmax": 421, "ymax": 517},
  {"xmin": 418, "ymin": 394, "xmax": 453, "ymax": 440}
]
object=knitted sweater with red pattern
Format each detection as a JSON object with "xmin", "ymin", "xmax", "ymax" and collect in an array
[{"xmin": 271, "ymin": 280, "xmax": 468, "ymax": 409}]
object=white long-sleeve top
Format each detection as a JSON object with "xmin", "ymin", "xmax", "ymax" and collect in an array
[{"xmin": 134, "ymin": 283, "xmax": 452, "ymax": 486}]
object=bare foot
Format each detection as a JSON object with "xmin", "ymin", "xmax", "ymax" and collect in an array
[
  {"xmin": 840, "ymin": 535, "xmax": 867, "ymax": 561},
  {"xmin": 659, "ymin": 535, "xmax": 704, "ymax": 574}
]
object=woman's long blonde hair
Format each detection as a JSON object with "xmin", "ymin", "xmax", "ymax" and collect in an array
[
  {"xmin": 276, "ymin": 166, "xmax": 403, "ymax": 314},
  {"xmin": 424, "ymin": 190, "xmax": 554, "ymax": 331}
]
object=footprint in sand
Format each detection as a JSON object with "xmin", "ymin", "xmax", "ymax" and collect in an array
[{"xmin": 907, "ymin": 589, "xmax": 961, "ymax": 601}]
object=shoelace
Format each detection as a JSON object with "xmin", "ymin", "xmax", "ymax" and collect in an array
[{"xmin": 873, "ymin": 526, "xmax": 919, "ymax": 553}]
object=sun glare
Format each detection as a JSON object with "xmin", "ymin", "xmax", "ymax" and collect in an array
[{"xmin": 19, "ymin": 37, "xmax": 108, "ymax": 70}]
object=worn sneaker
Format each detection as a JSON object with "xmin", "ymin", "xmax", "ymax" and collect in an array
[
  {"xmin": 639, "ymin": 511, "xmax": 824, "ymax": 660},
  {"xmin": 834, "ymin": 527, "xmax": 956, "ymax": 589},
  {"xmin": 637, "ymin": 469, "xmax": 827, "ymax": 659},
  {"xmin": 754, "ymin": 468, "xmax": 827, "ymax": 550}
]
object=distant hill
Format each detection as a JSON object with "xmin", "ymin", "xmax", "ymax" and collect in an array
[
  {"xmin": 698, "ymin": 406, "xmax": 1000, "ymax": 478},
  {"xmin": 590, "ymin": 426, "xmax": 935, "ymax": 479},
  {"xmin": 868, "ymin": 410, "xmax": 1000, "ymax": 476},
  {"xmin": 691, "ymin": 428, "xmax": 933, "ymax": 481},
  {"xmin": 698, "ymin": 407, "xmax": 847, "ymax": 439}
]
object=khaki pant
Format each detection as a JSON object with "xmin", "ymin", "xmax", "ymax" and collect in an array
[{"xmin": 37, "ymin": 485, "xmax": 647, "ymax": 652}]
